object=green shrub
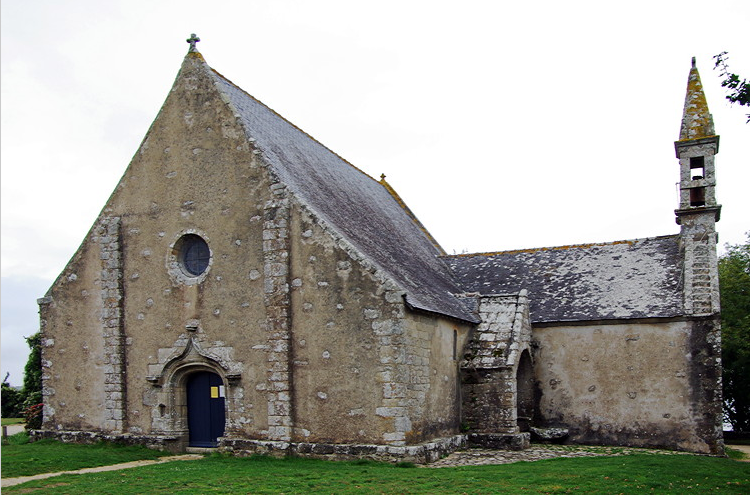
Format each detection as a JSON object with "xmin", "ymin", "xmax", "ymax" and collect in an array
[{"xmin": 23, "ymin": 403, "xmax": 43, "ymax": 430}]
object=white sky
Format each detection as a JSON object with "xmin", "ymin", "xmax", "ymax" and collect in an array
[{"xmin": 2, "ymin": 0, "xmax": 748, "ymax": 386}]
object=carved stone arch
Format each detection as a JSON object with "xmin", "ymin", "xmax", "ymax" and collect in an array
[
  {"xmin": 146, "ymin": 332, "xmax": 244, "ymax": 447},
  {"xmin": 163, "ymin": 361, "xmax": 227, "ymax": 446},
  {"xmin": 147, "ymin": 334, "xmax": 241, "ymax": 386}
]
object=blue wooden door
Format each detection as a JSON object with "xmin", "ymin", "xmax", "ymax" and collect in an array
[{"xmin": 187, "ymin": 371, "xmax": 226, "ymax": 447}]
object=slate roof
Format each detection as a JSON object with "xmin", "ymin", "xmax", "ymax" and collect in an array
[
  {"xmin": 206, "ymin": 62, "xmax": 479, "ymax": 323},
  {"xmin": 442, "ymin": 236, "xmax": 684, "ymax": 324}
]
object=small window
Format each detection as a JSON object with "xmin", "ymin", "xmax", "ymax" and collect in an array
[
  {"xmin": 453, "ymin": 329, "xmax": 458, "ymax": 361},
  {"xmin": 167, "ymin": 232, "xmax": 212, "ymax": 285},
  {"xmin": 690, "ymin": 156, "xmax": 705, "ymax": 179},
  {"xmin": 180, "ymin": 234, "xmax": 210, "ymax": 276}
]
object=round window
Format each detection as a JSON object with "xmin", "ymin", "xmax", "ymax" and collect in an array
[{"xmin": 180, "ymin": 234, "xmax": 210, "ymax": 276}]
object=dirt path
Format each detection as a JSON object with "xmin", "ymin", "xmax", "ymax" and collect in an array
[
  {"xmin": 728, "ymin": 444, "xmax": 750, "ymax": 462},
  {"xmin": 2, "ymin": 424, "xmax": 25, "ymax": 436},
  {"xmin": 1, "ymin": 454, "xmax": 203, "ymax": 488},
  {"xmin": 426, "ymin": 444, "xmax": 693, "ymax": 468}
]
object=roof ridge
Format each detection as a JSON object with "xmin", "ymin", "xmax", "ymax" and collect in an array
[
  {"xmin": 442, "ymin": 234, "xmax": 679, "ymax": 258},
  {"xmin": 378, "ymin": 175, "xmax": 446, "ymax": 256},
  {"xmin": 208, "ymin": 67, "xmax": 380, "ymax": 185}
]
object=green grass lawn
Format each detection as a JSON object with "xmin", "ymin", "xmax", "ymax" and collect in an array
[
  {"xmin": 1, "ymin": 432, "xmax": 170, "ymax": 478},
  {"xmin": 3, "ymin": 446, "xmax": 749, "ymax": 494},
  {"xmin": 1, "ymin": 418, "xmax": 24, "ymax": 426}
]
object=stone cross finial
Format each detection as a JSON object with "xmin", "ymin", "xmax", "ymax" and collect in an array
[{"xmin": 187, "ymin": 33, "xmax": 201, "ymax": 52}]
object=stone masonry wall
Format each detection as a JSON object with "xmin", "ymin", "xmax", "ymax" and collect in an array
[
  {"xmin": 287, "ymin": 200, "xmax": 471, "ymax": 446},
  {"xmin": 678, "ymin": 212, "xmax": 720, "ymax": 316},
  {"xmin": 533, "ymin": 320, "xmax": 722, "ymax": 454},
  {"xmin": 38, "ymin": 216, "xmax": 120, "ymax": 432},
  {"xmin": 401, "ymin": 313, "xmax": 470, "ymax": 444},
  {"xmin": 289, "ymin": 201, "xmax": 411, "ymax": 446}
]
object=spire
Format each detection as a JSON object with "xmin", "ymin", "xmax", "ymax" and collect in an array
[{"xmin": 678, "ymin": 57, "xmax": 715, "ymax": 141}]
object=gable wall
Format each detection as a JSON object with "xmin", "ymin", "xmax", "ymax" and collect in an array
[
  {"xmin": 111, "ymin": 81, "xmax": 272, "ymax": 437},
  {"xmin": 41, "ymin": 54, "xmax": 275, "ymax": 437}
]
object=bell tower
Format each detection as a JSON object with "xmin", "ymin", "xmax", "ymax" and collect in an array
[{"xmin": 674, "ymin": 57, "xmax": 721, "ymax": 316}]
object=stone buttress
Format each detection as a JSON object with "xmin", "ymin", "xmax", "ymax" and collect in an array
[{"xmin": 460, "ymin": 291, "xmax": 532, "ymax": 450}]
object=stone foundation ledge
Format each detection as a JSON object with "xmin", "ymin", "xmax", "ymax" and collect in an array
[
  {"xmin": 219, "ymin": 435, "xmax": 468, "ymax": 464},
  {"xmin": 29, "ymin": 429, "xmax": 179, "ymax": 451},
  {"xmin": 26, "ymin": 431, "xmax": 471, "ymax": 464},
  {"xmin": 468, "ymin": 432, "xmax": 530, "ymax": 451}
]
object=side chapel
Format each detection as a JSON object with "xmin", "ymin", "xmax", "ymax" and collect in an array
[{"xmin": 35, "ymin": 37, "xmax": 724, "ymax": 461}]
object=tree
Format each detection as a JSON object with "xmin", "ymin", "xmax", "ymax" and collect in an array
[
  {"xmin": 1, "ymin": 373, "xmax": 24, "ymax": 418},
  {"xmin": 22, "ymin": 333, "xmax": 43, "ymax": 405},
  {"xmin": 713, "ymin": 52, "xmax": 750, "ymax": 123},
  {"xmin": 719, "ymin": 233, "xmax": 750, "ymax": 431},
  {"xmin": 0, "ymin": 333, "xmax": 44, "ymax": 424},
  {"xmin": 21, "ymin": 332, "xmax": 43, "ymax": 429}
]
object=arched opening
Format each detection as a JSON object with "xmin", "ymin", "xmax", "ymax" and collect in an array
[
  {"xmin": 516, "ymin": 350, "xmax": 534, "ymax": 432},
  {"xmin": 148, "ymin": 336, "xmax": 243, "ymax": 448},
  {"xmin": 186, "ymin": 370, "xmax": 226, "ymax": 447}
]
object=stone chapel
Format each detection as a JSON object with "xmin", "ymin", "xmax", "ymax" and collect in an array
[{"xmin": 34, "ymin": 38, "xmax": 724, "ymax": 461}]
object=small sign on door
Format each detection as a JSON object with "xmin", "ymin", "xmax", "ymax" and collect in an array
[{"xmin": 210, "ymin": 386, "xmax": 226, "ymax": 398}]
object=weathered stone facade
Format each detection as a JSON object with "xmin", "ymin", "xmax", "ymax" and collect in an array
[
  {"xmin": 531, "ymin": 320, "xmax": 721, "ymax": 452},
  {"xmin": 36, "ymin": 48, "xmax": 724, "ymax": 460}
]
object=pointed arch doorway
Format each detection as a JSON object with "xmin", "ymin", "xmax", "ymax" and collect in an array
[
  {"xmin": 186, "ymin": 371, "xmax": 226, "ymax": 447},
  {"xmin": 516, "ymin": 350, "xmax": 534, "ymax": 432}
]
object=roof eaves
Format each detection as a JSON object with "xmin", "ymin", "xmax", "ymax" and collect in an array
[{"xmin": 403, "ymin": 295, "xmax": 481, "ymax": 325}]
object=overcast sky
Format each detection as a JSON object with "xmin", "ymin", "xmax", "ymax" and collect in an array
[{"xmin": 2, "ymin": 0, "xmax": 748, "ymax": 386}]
